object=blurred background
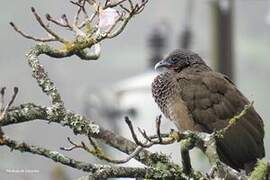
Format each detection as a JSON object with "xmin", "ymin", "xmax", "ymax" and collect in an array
[{"xmin": 0, "ymin": 0, "xmax": 270, "ymax": 179}]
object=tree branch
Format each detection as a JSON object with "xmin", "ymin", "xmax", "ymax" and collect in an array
[
  {"xmin": 2, "ymin": 104, "xmax": 173, "ymax": 167},
  {"xmin": 10, "ymin": 0, "xmax": 149, "ymax": 61},
  {"xmin": 0, "ymin": 136, "xmax": 96, "ymax": 172},
  {"xmin": 1, "ymin": 136, "xmax": 180, "ymax": 179}
]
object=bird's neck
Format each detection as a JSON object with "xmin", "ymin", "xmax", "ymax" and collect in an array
[
  {"xmin": 179, "ymin": 63, "xmax": 212, "ymax": 74},
  {"xmin": 152, "ymin": 72, "xmax": 177, "ymax": 118}
]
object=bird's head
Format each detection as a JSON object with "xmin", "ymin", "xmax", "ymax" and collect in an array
[{"xmin": 155, "ymin": 49, "xmax": 206, "ymax": 73}]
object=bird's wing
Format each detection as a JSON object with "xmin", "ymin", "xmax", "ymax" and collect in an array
[
  {"xmin": 177, "ymin": 71, "xmax": 265, "ymax": 169},
  {"xmin": 177, "ymin": 71, "xmax": 264, "ymax": 138}
]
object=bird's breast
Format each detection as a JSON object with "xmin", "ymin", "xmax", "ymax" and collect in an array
[
  {"xmin": 152, "ymin": 72, "xmax": 196, "ymax": 131},
  {"xmin": 152, "ymin": 72, "xmax": 175, "ymax": 117}
]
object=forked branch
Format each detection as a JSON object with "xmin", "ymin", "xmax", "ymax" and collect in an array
[{"xmin": 10, "ymin": 0, "xmax": 149, "ymax": 60}]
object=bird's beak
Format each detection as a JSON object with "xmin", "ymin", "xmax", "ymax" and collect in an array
[{"xmin": 154, "ymin": 60, "xmax": 170, "ymax": 70}]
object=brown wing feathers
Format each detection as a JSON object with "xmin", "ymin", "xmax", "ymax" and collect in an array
[{"xmin": 177, "ymin": 71, "xmax": 264, "ymax": 170}]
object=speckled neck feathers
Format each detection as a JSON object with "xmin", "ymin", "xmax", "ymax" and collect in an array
[{"xmin": 152, "ymin": 72, "xmax": 177, "ymax": 119}]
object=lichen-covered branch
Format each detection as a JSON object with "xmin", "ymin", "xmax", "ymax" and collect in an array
[
  {"xmin": 26, "ymin": 47, "xmax": 65, "ymax": 110},
  {"xmin": 249, "ymin": 160, "xmax": 269, "ymax": 180},
  {"xmin": 0, "ymin": 116, "xmax": 201, "ymax": 179},
  {"xmin": 1, "ymin": 103, "xmax": 172, "ymax": 167},
  {"xmin": 1, "ymin": 136, "xmax": 185, "ymax": 179},
  {"xmin": 0, "ymin": 136, "xmax": 96, "ymax": 172}
]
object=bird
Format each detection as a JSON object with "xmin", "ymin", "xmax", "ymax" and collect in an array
[{"xmin": 151, "ymin": 49, "xmax": 265, "ymax": 173}]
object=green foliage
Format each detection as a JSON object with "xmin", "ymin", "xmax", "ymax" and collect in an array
[{"xmin": 249, "ymin": 160, "xmax": 269, "ymax": 180}]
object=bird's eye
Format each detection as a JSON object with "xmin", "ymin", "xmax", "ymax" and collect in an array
[{"xmin": 170, "ymin": 57, "xmax": 178, "ymax": 64}]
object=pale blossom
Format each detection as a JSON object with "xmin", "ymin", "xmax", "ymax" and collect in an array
[{"xmin": 98, "ymin": 8, "xmax": 120, "ymax": 31}]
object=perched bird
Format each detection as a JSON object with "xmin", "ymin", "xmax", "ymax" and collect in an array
[{"xmin": 151, "ymin": 49, "xmax": 265, "ymax": 173}]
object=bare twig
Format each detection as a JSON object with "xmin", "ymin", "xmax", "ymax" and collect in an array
[
  {"xmin": 105, "ymin": 0, "xmax": 127, "ymax": 8},
  {"xmin": 61, "ymin": 14, "xmax": 72, "ymax": 28},
  {"xmin": 9, "ymin": 22, "xmax": 56, "ymax": 42},
  {"xmin": 87, "ymin": 135, "xmax": 145, "ymax": 164},
  {"xmin": 106, "ymin": 14, "xmax": 132, "ymax": 38},
  {"xmin": 138, "ymin": 127, "xmax": 152, "ymax": 142},
  {"xmin": 128, "ymin": 0, "xmax": 134, "ymax": 10},
  {"xmin": 61, "ymin": 135, "xmax": 145, "ymax": 164},
  {"xmin": 0, "ymin": 87, "xmax": 19, "ymax": 120},
  {"xmin": 0, "ymin": 87, "xmax": 6, "ymax": 111},
  {"xmin": 70, "ymin": 0, "xmax": 86, "ymax": 9},
  {"xmin": 0, "ymin": 87, "xmax": 19, "ymax": 144},
  {"xmin": 78, "ymin": 12, "xmax": 97, "ymax": 29},
  {"xmin": 74, "ymin": 5, "xmax": 83, "ymax": 27},
  {"xmin": 125, "ymin": 116, "xmax": 146, "ymax": 147},
  {"xmin": 46, "ymin": 14, "xmax": 73, "ymax": 31},
  {"xmin": 60, "ymin": 137, "xmax": 83, "ymax": 151},
  {"xmin": 0, "ymin": 87, "xmax": 6, "ymax": 144},
  {"xmin": 125, "ymin": 116, "xmax": 178, "ymax": 148},
  {"xmin": 119, "ymin": 4, "xmax": 131, "ymax": 13},
  {"xmin": 135, "ymin": 0, "xmax": 149, "ymax": 14},
  {"xmin": 87, "ymin": 135, "xmax": 101, "ymax": 153},
  {"xmin": 31, "ymin": 7, "xmax": 67, "ymax": 43},
  {"xmin": 71, "ymin": 0, "xmax": 89, "ymax": 27}
]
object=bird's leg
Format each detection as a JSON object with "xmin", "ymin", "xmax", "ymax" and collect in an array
[
  {"xmin": 181, "ymin": 146, "xmax": 192, "ymax": 174},
  {"xmin": 155, "ymin": 115, "xmax": 162, "ymax": 143},
  {"xmin": 180, "ymin": 137, "xmax": 195, "ymax": 175}
]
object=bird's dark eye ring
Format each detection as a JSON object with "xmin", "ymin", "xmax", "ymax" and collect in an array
[{"xmin": 170, "ymin": 57, "xmax": 178, "ymax": 64}]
